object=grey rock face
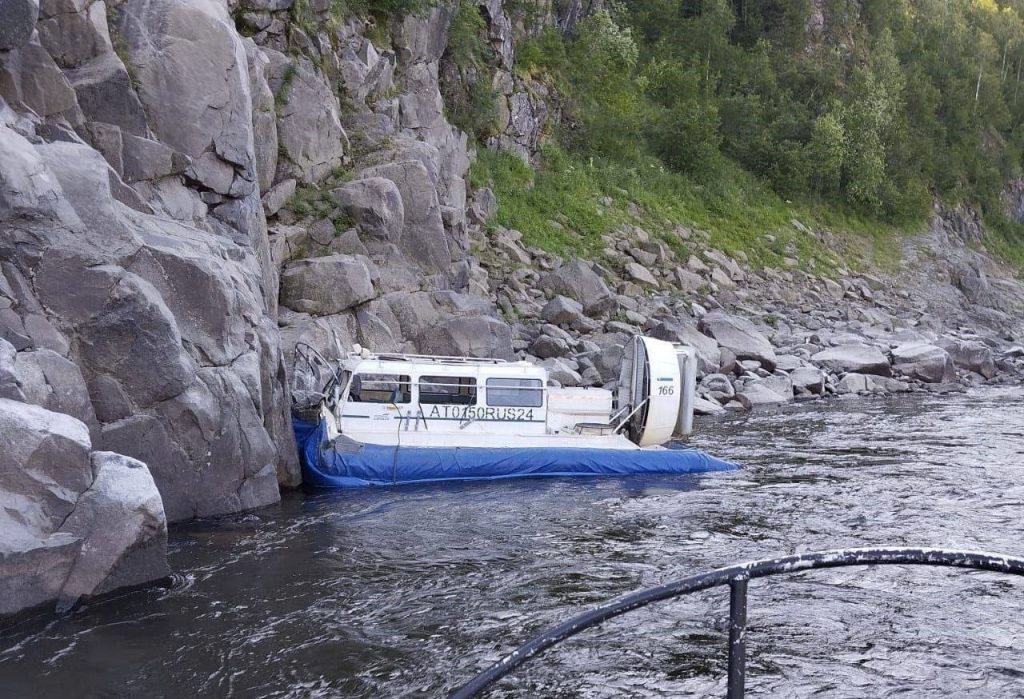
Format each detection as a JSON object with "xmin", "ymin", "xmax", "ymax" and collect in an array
[
  {"xmin": 14, "ymin": 348, "xmax": 97, "ymax": 432},
  {"xmin": 266, "ymin": 51, "xmax": 347, "ymax": 184},
  {"xmin": 2, "ymin": 65, "xmax": 294, "ymax": 523},
  {"xmin": 812, "ymin": 345, "xmax": 892, "ymax": 376},
  {"xmin": 391, "ymin": 5, "xmax": 451, "ymax": 63},
  {"xmin": 0, "ymin": 0, "xmax": 39, "ymax": 51},
  {"xmin": 76, "ymin": 272, "xmax": 197, "ymax": 410},
  {"xmin": 331, "ymin": 177, "xmax": 405, "ymax": 242},
  {"xmin": 0, "ymin": 125, "xmax": 73, "ymax": 220},
  {"xmin": 37, "ymin": 0, "xmax": 112, "ymax": 69},
  {"xmin": 281, "ymin": 255, "xmax": 376, "ymax": 316},
  {"xmin": 0, "ymin": 398, "xmax": 92, "ymax": 547},
  {"xmin": 119, "ymin": 0, "xmax": 256, "ymax": 190},
  {"xmin": 0, "ymin": 35, "xmax": 79, "ymax": 118},
  {"xmin": 0, "ymin": 338, "xmax": 24, "ymax": 401},
  {"xmin": 245, "ymin": 40, "xmax": 278, "ymax": 193},
  {"xmin": 891, "ymin": 343, "xmax": 956, "ymax": 383},
  {"xmin": 418, "ymin": 316, "xmax": 513, "ymax": 360},
  {"xmin": 68, "ymin": 53, "xmax": 150, "ymax": 137},
  {"xmin": 698, "ymin": 311, "xmax": 778, "ymax": 371}
]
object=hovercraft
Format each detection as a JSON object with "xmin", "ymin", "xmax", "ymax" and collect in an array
[{"xmin": 293, "ymin": 336, "xmax": 737, "ymax": 488}]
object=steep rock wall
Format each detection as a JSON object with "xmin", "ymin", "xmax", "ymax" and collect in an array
[{"xmin": 0, "ymin": 0, "xmax": 301, "ymax": 616}]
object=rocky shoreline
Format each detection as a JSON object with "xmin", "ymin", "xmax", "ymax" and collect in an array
[{"xmin": 2, "ymin": 0, "xmax": 1022, "ymax": 621}]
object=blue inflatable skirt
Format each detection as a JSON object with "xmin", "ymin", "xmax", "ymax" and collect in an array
[{"xmin": 294, "ymin": 417, "xmax": 738, "ymax": 488}]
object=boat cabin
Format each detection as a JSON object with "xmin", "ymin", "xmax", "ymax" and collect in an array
[{"xmin": 330, "ymin": 350, "xmax": 619, "ymax": 444}]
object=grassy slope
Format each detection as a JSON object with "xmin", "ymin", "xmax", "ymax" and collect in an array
[{"xmin": 470, "ymin": 146, "xmax": 910, "ymax": 276}]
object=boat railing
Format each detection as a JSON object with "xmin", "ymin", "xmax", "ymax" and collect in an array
[{"xmin": 449, "ymin": 547, "xmax": 1024, "ymax": 699}]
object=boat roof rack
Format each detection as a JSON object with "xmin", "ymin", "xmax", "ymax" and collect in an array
[{"xmin": 348, "ymin": 351, "xmax": 511, "ymax": 365}]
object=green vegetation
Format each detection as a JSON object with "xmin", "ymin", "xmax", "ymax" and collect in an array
[
  {"xmin": 470, "ymin": 145, "xmax": 903, "ymax": 273},
  {"xmin": 482, "ymin": 0, "xmax": 1024, "ymax": 267},
  {"xmin": 440, "ymin": 0, "xmax": 500, "ymax": 141},
  {"xmin": 287, "ymin": 167, "xmax": 355, "ymax": 228}
]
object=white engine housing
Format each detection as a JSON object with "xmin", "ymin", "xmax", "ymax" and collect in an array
[{"xmin": 617, "ymin": 336, "xmax": 698, "ymax": 447}]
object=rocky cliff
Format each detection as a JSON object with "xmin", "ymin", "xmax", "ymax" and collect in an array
[{"xmin": 2, "ymin": 0, "xmax": 1023, "ymax": 619}]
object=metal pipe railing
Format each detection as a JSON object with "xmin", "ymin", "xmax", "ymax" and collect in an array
[{"xmin": 449, "ymin": 547, "xmax": 1024, "ymax": 699}]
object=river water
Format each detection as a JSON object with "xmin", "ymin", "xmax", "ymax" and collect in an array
[{"xmin": 2, "ymin": 388, "xmax": 1024, "ymax": 698}]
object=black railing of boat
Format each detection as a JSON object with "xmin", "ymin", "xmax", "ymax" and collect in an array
[{"xmin": 449, "ymin": 547, "xmax": 1024, "ymax": 699}]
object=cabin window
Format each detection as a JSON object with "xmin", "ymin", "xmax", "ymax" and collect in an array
[
  {"xmin": 486, "ymin": 378, "xmax": 544, "ymax": 408},
  {"xmin": 418, "ymin": 376, "xmax": 477, "ymax": 405},
  {"xmin": 348, "ymin": 373, "xmax": 411, "ymax": 403}
]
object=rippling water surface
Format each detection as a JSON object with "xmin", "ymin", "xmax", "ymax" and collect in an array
[{"xmin": 3, "ymin": 388, "xmax": 1024, "ymax": 698}]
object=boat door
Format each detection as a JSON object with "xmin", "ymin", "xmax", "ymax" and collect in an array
[
  {"xmin": 338, "ymin": 371, "xmax": 411, "ymax": 436},
  {"xmin": 617, "ymin": 336, "xmax": 682, "ymax": 447}
]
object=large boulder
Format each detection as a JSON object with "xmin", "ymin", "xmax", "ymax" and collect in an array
[
  {"xmin": 58, "ymin": 451, "xmax": 168, "ymax": 606},
  {"xmin": 417, "ymin": 315, "xmax": 513, "ymax": 360},
  {"xmin": 361, "ymin": 160, "xmax": 452, "ymax": 272},
  {"xmin": 812, "ymin": 344, "xmax": 891, "ymax": 376},
  {"xmin": 541, "ymin": 295, "xmax": 585, "ymax": 327},
  {"xmin": 698, "ymin": 311, "xmax": 777, "ymax": 371},
  {"xmin": 790, "ymin": 366, "xmax": 825, "ymax": 394},
  {"xmin": 589, "ymin": 331, "xmax": 630, "ymax": 382},
  {"xmin": 0, "ymin": 400, "xmax": 168, "ymax": 616},
  {"xmin": 891, "ymin": 343, "xmax": 956, "ymax": 383},
  {"xmin": 649, "ymin": 321, "xmax": 721, "ymax": 376},
  {"xmin": 331, "ymin": 177, "xmax": 405, "ymax": 242},
  {"xmin": 737, "ymin": 374, "xmax": 793, "ymax": 406},
  {"xmin": 385, "ymin": 291, "xmax": 441, "ymax": 340},
  {"xmin": 281, "ymin": 255, "xmax": 376, "ymax": 316},
  {"xmin": 538, "ymin": 259, "xmax": 616, "ymax": 317},
  {"xmin": 937, "ymin": 338, "xmax": 996, "ymax": 379}
]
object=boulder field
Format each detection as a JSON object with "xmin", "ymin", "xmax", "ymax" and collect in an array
[{"xmin": 2, "ymin": 0, "xmax": 1023, "ymax": 619}]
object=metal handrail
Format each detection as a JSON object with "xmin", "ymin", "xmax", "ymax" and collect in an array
[{"xmin": 449, "ymin": 547, "xmax": 1024, "ymax": 699}]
